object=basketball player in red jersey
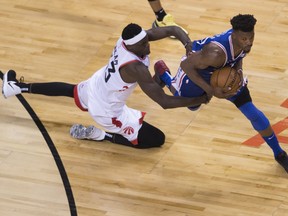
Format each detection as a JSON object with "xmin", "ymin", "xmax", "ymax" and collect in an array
[{"xmin": 2, "ymin": 23, "xmax": 208, "ymax": 149}]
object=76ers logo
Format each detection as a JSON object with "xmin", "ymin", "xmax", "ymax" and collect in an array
[{"xmin": 123, "ymin": 126, "xmax": 134, "ymax": 135}]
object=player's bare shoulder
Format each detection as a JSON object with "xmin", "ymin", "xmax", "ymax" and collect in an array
[
  {"xmin": 202, "ymin": 42, "xmax": 225, "ymax": 59},
  {"xmin": 201, "ymin": 42, "xmax": 226, "ymax": 67},
  {"xmin": 182, "ymin": 42, "xmax": 225, "ymax": 70},
  {"xmin": 120, "ymin": 61, "xmax": 150, "ymax": 83}
]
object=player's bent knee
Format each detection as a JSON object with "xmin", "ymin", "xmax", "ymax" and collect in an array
[
  {"xmin": 136, "ymin": 121, "xmax": 166, "ymax": 148},
  {"xmin": 231, "ymin": 86, "xmax": 252, "ymax": 107}
]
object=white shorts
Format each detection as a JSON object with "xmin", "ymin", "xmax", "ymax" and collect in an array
[
  {"xmin": 74, "ymin": 81, "xmax": 145, "ymax": 144},
  {"xmin": 171, "ymin": 66, "xmax": 186, "ymax": 94},
  {"xmin": 91, "ymin": 106, "xmax": 145, "ymax": 144},
  {"xmin": 74, "ymin": 80, "xmax": 89, "ymax": 111}
]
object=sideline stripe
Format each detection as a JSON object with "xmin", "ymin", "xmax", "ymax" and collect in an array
[{"xmin": 0, "ymin": 71, "xmax": 77, "ymax": 216}]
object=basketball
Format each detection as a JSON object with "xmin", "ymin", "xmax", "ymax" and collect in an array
[{"xmin": 210, "ymin": 66, "xmax": 242, "ymax": 94}]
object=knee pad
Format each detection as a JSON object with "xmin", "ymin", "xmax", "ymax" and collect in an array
[
  {"xmin": 137, "ymin": 121, "xmax": 165, "ymax": 148},
  {"xmin": 238, "ymin": 102, "xmax": 270, "ymax": 131},
  {"xmin": 230, "ymin": 86, "xmax": 252, "ymax": 107}
]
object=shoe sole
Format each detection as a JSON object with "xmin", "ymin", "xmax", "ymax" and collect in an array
[
  {"xmin": 2, "ymin": 72, "xmax": 8, "ymax": 98},
  {"xmin": 70, "ymin": 124, "xmax": 86, "ymax": 139}
]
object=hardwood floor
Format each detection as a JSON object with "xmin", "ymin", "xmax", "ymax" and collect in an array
[{"xmin": 0, "ymin": 0, "xmax": 287, "ymax": 215}]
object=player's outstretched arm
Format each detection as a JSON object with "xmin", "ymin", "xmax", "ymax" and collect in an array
[
  {"xmin": 123, "ymin": 62, "xmax": 208, "ymax": 109},
  {"xmin": 146, "ymin": 26, "xmax": 191, "ymax": 48}
]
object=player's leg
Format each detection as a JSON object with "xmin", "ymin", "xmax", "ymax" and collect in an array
[
  {"xmin": 136, "ymin": 121, "xmax": 165, "ymax": 148},
  {"xmin": 69, "ymin": 124, "xmax": 134, "ymax": 147},
  {"xmin": 148, "ymin": 0, "xmax": 188, "ymax": 35},
  {"xmin": 70, "ymin": 106, "xmax": 165, "ymax": 148},
  {"xmin": 228, "ymin": 85, "xmax": 288, "ymax": 173},
  {"xmin": 110, "ymin": 108, "xmax": 164, "ymax": 148},
  {"xmin": 153, "ymin": 60, "xmax": 205, "ymax": 111},
  {"xmin": 153, "ymin": 60, "xmax": 187, "ymax": 96},
  {"xmin": 70, "ymin": 121, "xmax": 165, "ymax": 149},
  {"xmin": 2, "ymin": 69, "xmax": 75, "ymax": 98},
  {"xmin": 153, "ymin": 60, "xmax": 173, "ymax": 90}
]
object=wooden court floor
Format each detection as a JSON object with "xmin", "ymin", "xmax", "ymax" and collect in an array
[{"xmin": 0, "ymin": 0, "xmax": 288, "ymax": 216}]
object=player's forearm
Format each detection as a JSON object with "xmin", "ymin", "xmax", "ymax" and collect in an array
[
  {"xmin": 158, "ymin": 95, "xmax": 206, "ymax": 109},
  {"xmin": 185, "ymin": 70, "xmax": 213, "ymax": 95}
]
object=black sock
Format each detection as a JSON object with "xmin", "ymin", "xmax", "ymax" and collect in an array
[
  {"xmin": 155, "ymin": 9, "xmax": 167, "ymax": 21},
  {"xmin": 103, "ymin": 121, "xmax": 165, "ymax": 149},
  {"xmin": 17, "ymin": 83, "xmax": 31, "ymax": 93},
  {"xmin": 104, "ymin": 132, "xmax": 135, "ymax": 147},
  {"xmin": 18, "ymin": 82, "xmax": 75, "ymax": 97}
]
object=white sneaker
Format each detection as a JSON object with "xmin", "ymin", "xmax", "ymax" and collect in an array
[
  {"xmin": 2, "ymin": 70, "xmax": 21, "ymax": 98},
  {"xmin": 70, "ymin": 124, "xmax": 106, "ymax": 141}
]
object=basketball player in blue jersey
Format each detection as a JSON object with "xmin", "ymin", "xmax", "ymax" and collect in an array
[{"xmin": 154, "ymin": 14, "xmax": 288, "ymax": 173}]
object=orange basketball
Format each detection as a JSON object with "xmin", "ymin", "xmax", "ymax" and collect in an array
[{"xmin": 210, "ymin": 66, "xmax": 242, "ymax": 94}]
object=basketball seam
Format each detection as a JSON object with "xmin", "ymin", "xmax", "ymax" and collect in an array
[
  {"xmin": 223, "ymin": 67, "xmax": 233, "ymax": 89},
  {"xmin": 216, "ymin": 68, "xmax": 220, "ymax": 87}
]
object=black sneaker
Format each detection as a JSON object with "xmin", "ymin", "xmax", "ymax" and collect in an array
[{"xmin": 275, "ymin": 151, "xmax": 288, "ymax": 173}]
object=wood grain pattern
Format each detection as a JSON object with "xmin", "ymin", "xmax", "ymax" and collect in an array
[{"xmin": 0, "ymin": 0, "xmax": 288, "ymax": 215}]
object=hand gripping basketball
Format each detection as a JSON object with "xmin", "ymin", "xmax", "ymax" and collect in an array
[{"xmin": 210, "ymin": 66, "xmax": 243, "ymax": 98}]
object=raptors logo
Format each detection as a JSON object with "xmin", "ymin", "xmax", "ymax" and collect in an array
[
  {"xmin": 112, "ymin": 117, "xmax": 122, "ymax": 128},
  {"xmin": 123, "ymin": 126, "xmax": 134, "ymax": 135}
]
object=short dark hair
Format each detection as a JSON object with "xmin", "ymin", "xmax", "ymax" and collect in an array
[
  {"xmin": 230, "ymin": 14, "xmax": 257, "ymax": 32},
  {"xmin": 122, "ymin": 23, "xmax": 142, "ymax": 40}
]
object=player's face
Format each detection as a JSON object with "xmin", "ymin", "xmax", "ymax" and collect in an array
[
  {"xmin": 131, "ymin": 36, "xmax": 150, "ymax": 57},
  {"xmin": 235, "ymin": 30, "xmax": 255, "ymax": 53}
]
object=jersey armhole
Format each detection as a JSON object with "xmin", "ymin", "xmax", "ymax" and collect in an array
[{"xmin": 211, "ymin": 41, "xmax": 228, "ymax": 67}]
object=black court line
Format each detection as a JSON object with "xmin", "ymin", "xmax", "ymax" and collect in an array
[{"xmin": 0, "ymin": 71, "xmax": 77, "ymax": 216}]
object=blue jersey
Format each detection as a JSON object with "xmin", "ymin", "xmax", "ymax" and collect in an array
[
  {"xmin": 192, "ymin": 29, "xmax": 246, "ymax": 79},
  {"xmin": 172, "ymin": 29, "xmax": 247, "ymax": 104}
]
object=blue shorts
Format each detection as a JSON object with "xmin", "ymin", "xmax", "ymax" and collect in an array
[{"xmin": 173, "ymin": 73, "xmax": 245, "ymax": 111}]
